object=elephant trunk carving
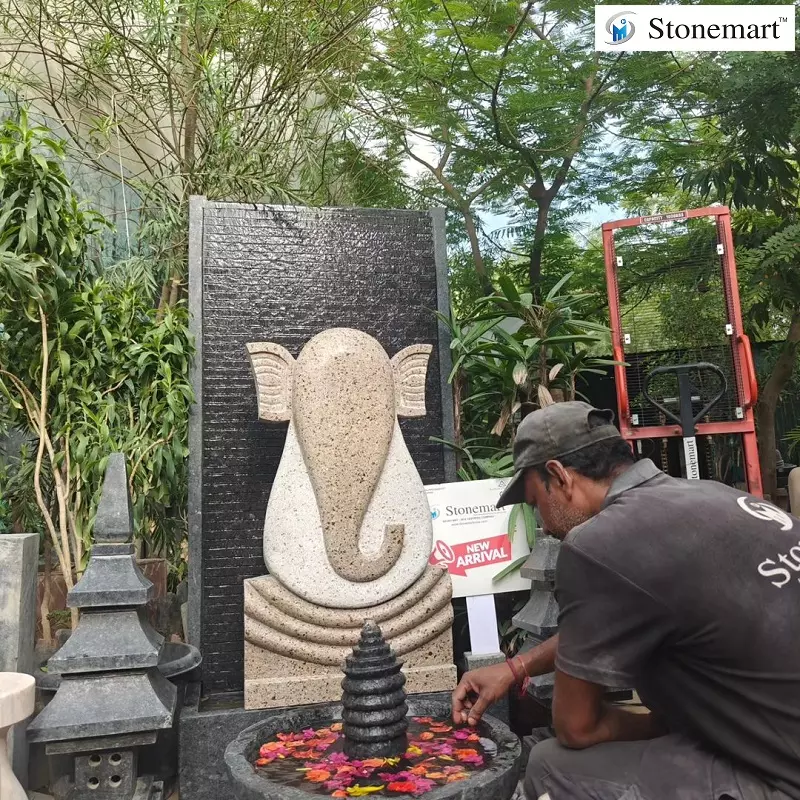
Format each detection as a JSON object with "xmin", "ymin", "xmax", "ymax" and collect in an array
[
  {"xmin": 247, "ymin": 329, "xmax": 432, "ymax": 587},
  {"xmin": 293, "ymin": 334, "xmax": 403, "ymax": 582}
]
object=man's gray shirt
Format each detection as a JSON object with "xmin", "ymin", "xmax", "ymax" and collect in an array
[{"xmin": 555, "ymin": 459, "xmax": 800, "ymax": 798}]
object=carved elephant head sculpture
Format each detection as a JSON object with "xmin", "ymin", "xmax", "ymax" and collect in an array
[{"xmin": 247, "ymin": 329, "xmax": 434, "ymax": 605}]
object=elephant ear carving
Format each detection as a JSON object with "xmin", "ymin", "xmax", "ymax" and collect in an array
[
  {"xmin": 391, "ymin": 344, "xmax": 432, "ymax": 418},
  {"xmin": 246, "ymin": 342, "xmax": 295, "ymax": 422}
]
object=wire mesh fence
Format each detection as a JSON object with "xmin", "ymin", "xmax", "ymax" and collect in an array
[{"xmin": 612, "ymin": 216, "xmax": 743, "ymax": 428}]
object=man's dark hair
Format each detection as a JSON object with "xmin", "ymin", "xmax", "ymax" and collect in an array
[{"xmin": 532, "ymin": 416, "xmax": 634, "ymax": 487}]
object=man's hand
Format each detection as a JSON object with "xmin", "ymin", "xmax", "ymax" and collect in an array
[{"xmin": 451, "ymin": 663, "xmax": 516, "ymax": 726}]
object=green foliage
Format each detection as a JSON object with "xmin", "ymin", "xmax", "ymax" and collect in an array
[
  {"xmin": 436, "ymin": 273, "xmax": 615, "ymax": 578},
  {"xmin": 0, "ymin": 110, "xmax": 106, "ymax": 309},
  {"xmin": 2, "ymin": 0, "xmax": 380, "ymax": 288},
  {"xmin": 0, "ymin": 440, "xmax": 45, "ymax": 534},
  {"xmin": 0, "ymin": 113, "xmax": 193, "ymax": 586},
  {"xmin": 359, "ymin": 0, "xmax": 685, "ymax": 290},
  {"xmin": 441, "ymin": 272, "xmax": 614, "ymax": 447}
]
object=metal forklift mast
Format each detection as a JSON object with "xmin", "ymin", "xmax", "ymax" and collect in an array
[{"xmin": 601, "ymin": 206, "xmax": 762, "ymax": 496}]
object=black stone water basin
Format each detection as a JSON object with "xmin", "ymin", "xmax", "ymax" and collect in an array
[
  {"xmin": 36, "ymin": 642, "xmax": 202, "ymax": 692},
  {"xmin": 225, "ymin": 699, "xmax": 522, "ymax": 800}
]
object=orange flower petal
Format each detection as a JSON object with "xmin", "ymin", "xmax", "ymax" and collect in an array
[
  {"xmin": 419, "ymin": 732, "xmax": 435, "ymax": 741},
  {"xmin": 305, "ymin": 769, "xmax": 331, "ymax": 783}
]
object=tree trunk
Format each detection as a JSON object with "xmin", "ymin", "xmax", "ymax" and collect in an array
[
  {"xmin": 41, "ymin": 538, "xmax": 52, "ymax": 647},
  {"xmin": 462, "ymin": 206, "xmax": 492, "ymax": 295},
  {"xmin": 529, "ymin": 198, "xmax": 552, "ymax": 290},
  {"xmin": 756, "ymin": 401, "xmax": 778, "ymax": 501},
  {"xmin": 168, "ymin": 276, "xmax": 181, "ymax": 307},
  {"xmin": 155, "ymin": 281, "xmax": 171, "ymax": 320},
  {"xmin": 756, "ymin": 311, "xmax": 800, "ymax": 500}
]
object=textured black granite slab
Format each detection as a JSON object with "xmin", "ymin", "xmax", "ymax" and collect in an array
[{"xmin": 187, "ymin": 201, "xmax": 455, "ymax": 694}]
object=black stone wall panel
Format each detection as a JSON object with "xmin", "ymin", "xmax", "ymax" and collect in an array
[{"xmin": 194, "ymin": 204, "xmax": 449, "ymax": 694}]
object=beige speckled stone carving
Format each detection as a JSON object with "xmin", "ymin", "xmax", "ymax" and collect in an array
[
  {"xmin": 246, "ymin": 567, "xmax": 446, "ymax": 628},
  {"xmin": 244, "ymin": 328, "xmax": 456, "ymax": 710},
  {"xmin": 244, "ymin": 568, "xmax": 454, "ymax": 662},
  {"xmin": 247, "ymin": 329, "xmax": 434, "ymax": 607},
  {"xmin": 242, "ymin": 568, "xmax": 456, "ymax": 708},
  {"xmin": 0, "ymin": 672, "xmax": 35, "ymax": 800},
  {"xmin": 244, "ymin": 626, "xmax": 456, "ymax": 709}
]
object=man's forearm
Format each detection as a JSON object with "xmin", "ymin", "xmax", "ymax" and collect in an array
[
  {"xmin": 572, "ymin": 705, "xmax": 666, "ymax": 749},
  {"xmin": 516, "ymin": 634, "xmax": 559, "ymax": 677}
]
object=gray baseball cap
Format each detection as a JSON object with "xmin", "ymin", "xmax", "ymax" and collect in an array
[{"xmin": 496, "ymin": 401, "xmax": 621, "ymax": 508}]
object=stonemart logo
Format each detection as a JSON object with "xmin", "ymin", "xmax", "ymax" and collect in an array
[{"xmin": 595, "ymin": 5, "xmax": 795, "ymax": 51}]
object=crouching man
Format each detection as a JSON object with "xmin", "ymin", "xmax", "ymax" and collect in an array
[{"xmin": 452, "ymin": 401, "xmax": 800, "ymax": 800}]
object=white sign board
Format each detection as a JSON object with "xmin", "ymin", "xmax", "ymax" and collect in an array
[{"xmin": 424, "ymin": 478, "xmax": 532, "ymax": 599}]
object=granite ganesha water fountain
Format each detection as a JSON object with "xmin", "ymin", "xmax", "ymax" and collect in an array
[
  {"xmin": 225, "ymin": 622, "xmax": 522, "ymax": 800},
  {"xmin": 243, "ymin": 328, "xmax": 456, "ymax": 709}
]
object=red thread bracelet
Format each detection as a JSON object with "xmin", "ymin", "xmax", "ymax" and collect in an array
[
  {"xmin": 513, "ymin": 656, "xmax": 529, "ymax": 697},
  {"xmin": 505, "ymin": 658, "xmax": 521, "ymax": 685}
]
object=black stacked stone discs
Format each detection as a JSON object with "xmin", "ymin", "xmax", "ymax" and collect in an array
[{"xmin": 341, "ymin": 620, "xmax": 409, "ymax": 759}]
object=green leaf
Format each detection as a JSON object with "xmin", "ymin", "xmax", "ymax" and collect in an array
[
  {"xmin": 25, "ymin": 191, "xmax": 38, "ymax": 249},
  {"xmin": 68, "ymin": 319, "xmax": 91, "ymax": 339},
  {"xmin": 58, "ymin": 350, "xmax": 70, "ymax": 375},
  {"xmin": 543, "ymin": 335, "xmax": 601, "ymax": 346},
  {"xmin": 32, "ymin": 153, "xmax": 49, "ymax": 173},
  {"xmin": 102, "ymin": 326, "xmax": 114, "ymax": 351},
  {"xmin": 522, "ymin": 503, "xmax": 537, "ymax": 549},
  {"xmin": 545, "ymin": 272, "xmax": 574, "ymax": 302},
  {"xmin": 492, "ymin": 555, "xmax": 528, "ymax": 583},
  {"xmin": 507, "ymin": 503, "xmax": 520, "ymax": 543},
  {"xmin": 497, "ymin": 274, "xmax": 520, "ymax": 303}
]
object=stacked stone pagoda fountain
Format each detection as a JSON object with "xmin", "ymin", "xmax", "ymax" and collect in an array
[
  {"xmin": 28, "ymin": 454, "xmax": 176, "ymax": 800},
  {"xmin": 226, "ymin": 621, "xmax": 522, "ymax": 799},
  {"xmin": 243, "ymin": 328, "xmax": 456, "ymax": 708},
  {"xmin": 341, "ymin": 621, "xmax": 408, "ymax": 759}
]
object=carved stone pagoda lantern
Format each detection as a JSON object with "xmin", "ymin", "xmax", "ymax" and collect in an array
[{"xmin": 28, "ymin": 454, "xmax": 176, "ymax": 800}]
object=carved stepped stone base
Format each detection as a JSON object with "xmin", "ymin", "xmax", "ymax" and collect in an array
[{"xmin": 243, "ymin": 568, "xmax": 456, "ymax": 709}]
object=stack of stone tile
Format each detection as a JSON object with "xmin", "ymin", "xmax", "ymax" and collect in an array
[
  {"xmin": 512, "ymin": 534, "xmax": 560, "ymax": 703},
  {"xmin": 28, "ymin": 454, "xmax": 176, "ymax": 800}
]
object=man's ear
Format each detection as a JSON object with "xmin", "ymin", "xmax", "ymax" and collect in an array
[
  {"xmin": 391, "ymin": 344, "xmax": 432, "ymax": 417},
  {"xmin": 246, "ymin": 342, "xmax": 295, "ymax": 421},
  {"xmin": 545, "ymin": 460, "xmax": 571, "ymax": 491}
]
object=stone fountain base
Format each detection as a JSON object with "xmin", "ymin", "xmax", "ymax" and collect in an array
[
  {"xmin": 225, "ymin": 700, "xmax": 522, "ymax": 800},
  {"xmin": 177, "ymin": 687, "xmax": 457, "ymax": 800}
]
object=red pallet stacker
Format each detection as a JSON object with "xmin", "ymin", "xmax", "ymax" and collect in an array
[{"xmin": 602, "ymin": 206, "xmax": 762, "ymax": 496}]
